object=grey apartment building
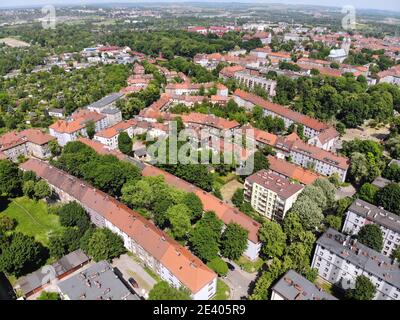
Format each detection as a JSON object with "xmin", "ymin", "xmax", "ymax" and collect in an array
[
  {"xmin": 312, "ymin": 228, "xmax": 400, "ymax": 300},
  {"xmin": 342, "ymin": 199, "xmax": 400, "ymax": 257}
]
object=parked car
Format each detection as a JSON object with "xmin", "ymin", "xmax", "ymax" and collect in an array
[
  {"xmin": 227, "ymin": 263, "xmax": 235, "ymax": 271},
  {"xmin": 128, "ymin": 277, "xmax": 139, "ymax": 288}
]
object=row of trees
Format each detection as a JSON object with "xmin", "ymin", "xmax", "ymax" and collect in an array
[
  {"xmin": 53, "ymin": 141, "xmax": 141, "ymax": 197},
  {"xmin": 274, "ymin": 74, "xmax": 400, "ymax": 129}
]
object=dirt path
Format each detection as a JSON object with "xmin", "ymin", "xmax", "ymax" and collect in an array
[
  {"xmin": 12, "ymin": 200, "xmax": 42, "ymax": 226},
  {"xmin": 220, "ymin": 180, "xmax": 243, "ymax": 205}
]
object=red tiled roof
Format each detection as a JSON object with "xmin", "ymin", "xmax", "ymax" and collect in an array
[
  {"xmin": 20, "ymin": 159, "xmax": 216, "ymax": 294},
  {"xmin": 142, "ymin": 165, "xmax": 260, "ymax": 243},
  {"xmin": 0, "ymin": 129, "xmax": 54, "ymax": 151},
  {"xmin": 50, "ymin": 110, "xmax": 105, "ymax": 134},
  {"xmin": 180, "ymin": 112, "xmax": 240, "ymax": 131},
  {"xmin": 315, "ymin": 127, "xmax": 339, "ymax": 145},
  {"xmin": 267, "ymin": 155, "xmax": 320, "ymax": 185},
  {"xmin": 94, "ymin": 120, "xmax": 137, "ymax": 139},
  {"xmin": 234, "ymin": 89, "xmax": 329, "ymax": 132},
  {"xmin": 77, "ymin": 138, "xmax": 125, "ymax": 160},
  {"xmin": 291, "ymin": 139, "xmax": 349, "ymax": 170},
  {"xmin": 219, "ymin": 65, "xmax": 246, "ymax": 78}
]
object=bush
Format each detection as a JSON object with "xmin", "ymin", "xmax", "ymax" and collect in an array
[{"xmin": 207, "ymin": 257, "xmax": 228, "ymax": 277}]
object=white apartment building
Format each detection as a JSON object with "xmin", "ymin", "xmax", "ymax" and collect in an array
[
  {"xmin": 289, "ymin": 140, "xmax": 349, "ymax": 183},
  {"xmin": 343, "ymin": 199, "xmax": 400, "ymax": 257},
  {"xmin": 312, "ymin": 228, "xmax": 400, "ymax": 300},
  {"xmin": 234, "ymin": 71, "xmax": 277, "ymax": 97},
  {"xmin": 93, "ymin": 120, "xmax": 136, "ymax": 150},
  {"xmin": 49, "ymin": 110, "xmax": 109, "ymax": 146},
  {"xmin": 244, "ymin": 170, "xmax": 304, "ymax": 222}
]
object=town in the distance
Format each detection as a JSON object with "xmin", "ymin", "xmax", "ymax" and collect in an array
[{"xmin": 0, "ymin": 1, "xmax": 399, "ymax": 303}]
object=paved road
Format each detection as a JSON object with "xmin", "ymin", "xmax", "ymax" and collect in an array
[
  {"xmin": 112, "ymin": 254, "xmax": 157, "ymax": 299},
  {"xmin": 223, "ymin": 260, "xmax": 257, "ymax": 300}
]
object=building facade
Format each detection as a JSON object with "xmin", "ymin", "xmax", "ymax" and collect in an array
[
  {"xmin": 342, "ymin": 199, "xmax": 400, "ymax": 257},
  {"xmin": 312, "ymin": 228, "xmax": 400, "ymax": 300},
  {"xmin": 244, "ymin": 170, "xmax": 304, "ymax": 221}
]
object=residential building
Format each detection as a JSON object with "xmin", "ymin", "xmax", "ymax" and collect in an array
[
  {"xmin": 244, "ymin": 169, "xmax": 304, "ymax": 221},
  {"xmin": 290, "ymin": 139, "xmax": 349, "ymax": 182},
  {"xmin": 307, "ymin": 127, "xmax": 339, "ymax": 152},
  {"xmin": 48, "ymin": 108, "xmax": 65, "ymax": 118},
  {"xmin": 49, "ymin": 110, "xmax": 109, "ymax": 146},
  {"xmin": 20, "ymin": 159, "xmax": 217, "ymax": 300},
  {"xmin": 219, "ymin": 65, "xmax": 246, "ymax": 80},
  {"xmin": 15, "ymin": 250, "xmax": 89, "ymax": 298},
  {"xmin": 180, "ymin": 113, "xmax": 240, "ymax": 134},
  {"xmin": 57, "ymin": 261, "xmax": 139, "ymax": 300},
  {"xmin": 342, "ymin": 199, "xmax": 400, "ymax": 257},
  {"xmin": 141, "ymin": 165, "xmax": 262, "ymax": 261},
  {"xmin": 165, "ymin": 82, "xmax": 214, "ymax": 96},
  {"xmin": 312, "ymin": 228, "xmax": 400, "ymax": 300},
  {"xmin": 234, "ymin": 71, "xmax": 277, "ymax": 97},
  {"xmin": 93, "ymin": 119, "xmax": 137, "ymax": 150},
  {"xmin": 267, "ymin": 155, "xmax": 320, "ymax": 185},
  {"xmin": 271, "ymin": 270, "xmax": 337, "ymax": 300},
  {"xmin": 233, "ymin": 89, "xmax": 330, "ymax": 139},
  {"xmin": 0, "ymin": 129, "xmax": 55, "ymax": 161},
  {"xmin": 86, "ymin": 92, "xmax": 123, "ymax": 126},
  {"xmin": 378, "ymin": 65, "xmax": 400, "ymax": 86}
]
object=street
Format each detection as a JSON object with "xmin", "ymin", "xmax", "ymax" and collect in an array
[{"xmin": 223, "ymin": 260, "xmax": 257, "ymax": 300}]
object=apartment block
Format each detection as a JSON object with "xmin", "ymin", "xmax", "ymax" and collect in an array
[
  {"xmin": 312, "ymin": 228, "xmax": 400, "ymax": 300},
  {"xmin": 244, "ymin": 169, "xmax": 304, "ymax": 221},
  {"xmin": 20, "ymin": 159, "xmax": 217, "ymax": 300},
  {"xmin": 271, "ymin": 270, "xmax": 337, "ymax": 300},
  {"xmin": 343, "ymin": 199, "xmax": 400, "ymax": 257}
]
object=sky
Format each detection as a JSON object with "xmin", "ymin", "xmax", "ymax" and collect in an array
[{"xmin": 0, "ymin": 0, "xmax": 399, "ymax": 12}]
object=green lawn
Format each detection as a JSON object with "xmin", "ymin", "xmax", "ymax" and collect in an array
[
  {"xmin": 234, "ymin": 256, "xmax": 265, "ymax": 274},
  {"xmin": 213, "ymin": 279, "xmax": 230, "ymax": 300},
  {"xmin": 0, "ymin": 197, "xmax": 64, "ymax": 246}
]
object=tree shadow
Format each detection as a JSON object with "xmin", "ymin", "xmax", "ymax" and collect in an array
[{"xmin": 0, "ymin": 197, "xmax": 11, "ymax": 212}]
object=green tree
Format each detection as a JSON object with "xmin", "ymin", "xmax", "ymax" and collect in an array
[
  {"xmin": 58, "ymin": 202, "xmax": 90, "ymax": 233},
  {"xmin": 220, "ymin": 223, "xmax": 248, "ymax": 260},
  {"xmin": 290, "ymin": 197, "xmax": 324, "ymax": 231},
  {"xmin": 86, "ymin": 228, "xmax": 126, "ymax": 262},
  {"xmin": 357, "ymin": 224, "xmax": 383, "ymax": 252},
  {"xmin": 0, "ymin": 233, "xmax": 46, "ymax": 277},
  {"xmin": 251, "ymin": 151, "xmax": 269, "ymax": 174},
  {"xmin": 358, "ymin": 183, "xmax": 379, "ymax": 204},
  {"xmin": 118, "ymin": 131, "xmax": 133, "ymax": 155},
  {"xmin": 167, "ymin": 204, "xmax": 192, "ymax": 239},
  {"xmin": 148, "ymin": 281, "xmax": 191, "ymax": 300},
  {"xmin": 346, "ymin": 275, "xmax": 376, "ymax": 300},
  {"xmin": 0, "ymin": 160, "xmax": 22, "ymax": 197},
  {"xmin": 0, "ymin": 216, "xmax": 17, "ymax": 232},
  {"xmin": 34, "ymin": 180, "xmax": 51, "ymax": 199},
  {"xmin": 259, "ymin": 220, "xmax": 287, "ymax": 258},
  {"xmin": 323, "ymin": 215, "xmax": 342, "ymax": 231},
  {"xmin": 37, "ymin": 291, "xmax": 60, "ymax": 300},
  {"xmin": 182, "ymin": 192, "xmax": 203, "ymax": 222},
  {"xmin": 48, "ymin": 140, "xmax": 61, "ymax": 157},
  {"xmin": 85, "ymin": 120, "xmax": 96, "ymax": 139},
  {"xmin": 207, "ymin": 257, "xmax": 228, "ymax": 277},
  {"xmin": 22, "ymin": 180, "xmax": 36, "ymax": 198},
  {"xmin": 231, "ymin": 188, "xmax": 244, "ymax": 208},
  {"xmin": 376, "ymin": 183, "xmax": 400, "ymax": 215}
]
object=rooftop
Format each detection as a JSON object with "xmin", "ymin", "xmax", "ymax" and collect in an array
[
  {"xmin": 234, "ymin": 89, "xmax": 329, "ymax": 132},
  {"xmin": 317, "ymin": 228, "xmax": 400, "ymax": 289},
  {"xmin": 86, "ymin": 93, "xmax": 124, "ymax": 111},
  {"xmin": 272, "ymin": 270, "xmax": 337, "ymax": 300},
  {"xmin": 57, "ymin": 261, "xmax": 138, "ymax": 300},
  {"xmin": 267, "ymin": 155, "xmax": 320, "ymax": 185},
  {"xmin": 0, "ymin": 129, "xmax": 55, "ymax": 151},
  {"xmin": 347, "ymin": 199, "xmax": 400, "ymax": 234},
  {"xmin": 19, "ymin": 159, "xmax": 216, "ymax": 295},
  {"xmin": 16, "ymin": 249, "xmax": 89, "ymax": 296},
  {"xmin": 245, "ymin": 169, "xmax": 304, "ymax": 199}
]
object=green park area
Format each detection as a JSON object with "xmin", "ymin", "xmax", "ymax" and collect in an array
[{"xmin": 0, "ymin": 197, "xmax": 64, "ymax": 246}]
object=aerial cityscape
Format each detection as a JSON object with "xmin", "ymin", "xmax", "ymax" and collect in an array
[{"xmin": 0, "ymin": 0, "xmax": 399, "ymax": 306}]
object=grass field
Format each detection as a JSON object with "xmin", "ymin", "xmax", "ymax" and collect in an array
[
  {"xmin": 213, "ymin": 279, "xmax": 230, "ymax": 300},
  {"xmin": 0, "ymin": 197, "xmax": 64, "ymax": 246}
]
